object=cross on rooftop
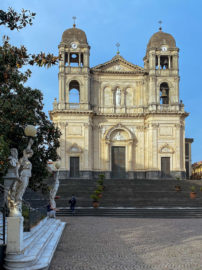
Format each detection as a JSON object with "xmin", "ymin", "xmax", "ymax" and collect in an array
[
  {"xmin": 116, "ymin": 42, "xmax": 120, "ymax": 55},
  {"xmin": 73, "ymin": 16, "xmax": 77, "ymax": 27},
  {"xmin": 158, "ymin": 20, "xmax": 162, "ymax": 31}
]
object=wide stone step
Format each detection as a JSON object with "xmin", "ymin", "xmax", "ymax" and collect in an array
[{"xmin": 56, "ymin": 207, "xmax": 202, "ymax": 218}]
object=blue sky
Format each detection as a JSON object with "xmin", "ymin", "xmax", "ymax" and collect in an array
[{"xmin": 1, "ymin": 0, "xmax": 202, "ymax": 163}]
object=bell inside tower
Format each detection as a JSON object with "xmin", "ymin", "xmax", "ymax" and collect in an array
[
  {"xmin": 155, "ymin": 55, "xmax": 173, "ymax": 70},
  {"xmin": 160, "ymin": 82, "xmax": 169, "ymax": 104}
]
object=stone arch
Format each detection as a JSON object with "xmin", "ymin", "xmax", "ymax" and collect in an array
[
  {"xmin": 105, "ymin": 124, "xmax": 134, "ymax": 141},
  {"xmin": 159, "ymin": 144, "xmax": 175, "ymax": 154},
  {"xmin": 66, "ymin": 77, "xmax": 83, "ymax": 88},
  {"xmin": 67, "ymin": 143, "xmax": 83, "ymax": 153},
  {"xmin": 69, "ymin": 80, "xmax": 80, "ymax": 103},
  {"xmin": 157, "ymin": 79, "xmax": 173, "ymax": 89}
]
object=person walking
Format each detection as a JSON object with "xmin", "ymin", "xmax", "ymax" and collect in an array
[{"xmin": 69, "ymin": 194, "xmax": 76, "ymax": 215}]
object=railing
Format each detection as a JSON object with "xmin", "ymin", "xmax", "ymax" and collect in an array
[{"xmin": 0, "ymin": 184, "xmax": 8, "ymax": 245}]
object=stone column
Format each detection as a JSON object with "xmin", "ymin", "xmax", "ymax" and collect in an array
[
  {"xmin": 136, "ymin": 126, "xmax": 145, "ymax": 169},
  {"xmin": 148, "ymin": 124, "xmax": 153, "ymax": 169},
  {"xmin": 6, "ymin": 216, "xmax": 24, "ymax": 253},
  {"xmin": 128, "ymin": 140, "xmax": 133, "ymax": 179},
  {"xmin": 59, "ymin": 122, "xmax": 67, "ymax": 170},
  {"xmin": 152, "ymin": 124, "xmax": 159, "ymax": 169},
  {"xmin": 79, "ymin": 53, "xmax": 81, "ymax": 66},
  {"xmin": 168, "ymin": 56, "xmax": 171, "ymax": 69},
  {"xmin": 148, "ymin": 76, "xmax": 156, "ymax": 105},
  {"xmin": 105, "ymin": 140, "xmax": 110, "ymax": 178},
  {"xmin": 181, "ymin": 124, "xmax": 185, "ymax": 171},
  {"xmin": 174, "ymin": 124, "xmax": 181, "ymax": 171},
  {"xmin": 158, "ymin": 55, "xmax": 160, "ymax": 69},
  {"xmin": 128, "ymin": 140, "xmax": 133, "ymax": 171},
  {"xmin": 84, "ymin": 123, "xmax": 89, "ymax": 171}
]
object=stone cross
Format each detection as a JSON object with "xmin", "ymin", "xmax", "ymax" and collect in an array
[
  {"xmin": 73, "ymin": 16, "xmax": 77, "ymax": 27},
  {"xmin": 158, "ymin": 20, "xmax": 162, "ymax": 31},
  {"xmin": 116, "ymin": 42, "xmax": 120, "ymax": 55}
]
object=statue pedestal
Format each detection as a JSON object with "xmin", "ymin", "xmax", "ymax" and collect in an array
[{"xmin": 6, "ymin": 216, "xmax": 24, "ymax": 253}]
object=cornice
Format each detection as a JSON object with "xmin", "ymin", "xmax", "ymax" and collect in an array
[
  {"xmin": 49, "ymin": 109, "xmax": 189, "ymax": 120},
  {"xmin": 49, "ymin": 110, "xmax": 94, "ymax": 116}
]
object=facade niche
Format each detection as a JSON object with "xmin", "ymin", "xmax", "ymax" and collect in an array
[
  {"xmin": 69, "ymin": 80, "xmax": 80, "ymax": 104},
  {"xmin": 160, "ymin": 82, "xmax": 169, "ymax": 104}
]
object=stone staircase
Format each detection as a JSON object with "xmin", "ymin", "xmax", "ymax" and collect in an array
[
  {"xmin": 56, "ymin": 179, "xmax": 202, "ymax": 217},
  {"xmin": 57, "ymin": 207, "xmax": 202, "ymax": 218},
  {"xmin": 4, "ymin": 217, "xmax": 66, "ymax": 270}
]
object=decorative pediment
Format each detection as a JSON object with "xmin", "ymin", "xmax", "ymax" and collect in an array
[
  {"xmin": 91, "ymin": 55, "xmax": 145, "ymax": 74},
  {"xmin": 105, "ymin": 123, "xmax": 133, "ymax": 141},
  {"xmin": 68, "ymin": 143, "xmax": 83, "ymax": 153},
  {"xmin": 159, "ymin": 144, "xmax": 175, "ymax": 154}
]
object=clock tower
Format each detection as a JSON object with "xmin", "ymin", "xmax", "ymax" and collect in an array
[
  {"xmin": 143, "ymin": 26, "xmax": 180, "ymax": 109},
  {"xmin": 57, "ymin": 21, "xmax": 91, "ymax": 110}
]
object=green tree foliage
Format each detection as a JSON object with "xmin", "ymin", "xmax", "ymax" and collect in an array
[{"xmin": 0, "ymin": 8, "xmax": 61, "ymax": 190}]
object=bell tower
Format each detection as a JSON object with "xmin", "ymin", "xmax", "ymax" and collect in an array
[
  {"xmin": 57, "ymin": 18, "xmax": 91, "ymax": 110},
  {"xmin": 144, "ymin": 24, "xmax": 180, "ymax": 109}
]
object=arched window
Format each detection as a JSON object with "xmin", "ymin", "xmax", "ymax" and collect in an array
[
  {"xmin": 160, "ymin": 82, "xmax": 169, "ymax": 104},
  {"xmin": 69, "ymin": 80, "xmax": 80, "ymax": 104}
]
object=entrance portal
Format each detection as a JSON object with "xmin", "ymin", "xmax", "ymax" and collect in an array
[
  {"xmin": 161, "ymin": 157, "xmax": 170, "ymax": 178},
  {"xmin": 111, "ymin": 146, "xmax": 126, "ymax": 178},
  {"xmin": 70, "ymin": 157, "xmax": 79, "ymax": 177}
]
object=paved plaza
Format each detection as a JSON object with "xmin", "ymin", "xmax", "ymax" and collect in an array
[{"xmin": 50, "ymin": 217, "xmax": 202, "ymax": 270}]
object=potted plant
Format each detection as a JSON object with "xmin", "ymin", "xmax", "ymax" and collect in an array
[
  {"xmin": 190, "ymin": 186, "xmax": 197, "ymax": 199},
  {"xmin": 95, "ymin": 189, "xmax": 102, "ymax": 198},
  {"xmin": 98, "ymin": 174, "xmax": 105, "ymax": 189},
  {"xmin": 90, "ymin": 194, "xmax": 99, "ymax": 208}
]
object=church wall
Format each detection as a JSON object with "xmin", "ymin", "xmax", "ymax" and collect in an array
[
  {"xmin": 50, "ymin": 26, "xmax": 188, "ymax": 180},
  {"xmin": 91, "ymin": 74, "xmax": 147, "ymax": 113}
]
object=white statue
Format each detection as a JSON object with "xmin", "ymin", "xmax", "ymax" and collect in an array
[
  {"xmin": 49, "ymin": 170, "xmax": 60, "ymax": 209},
  {"xmin": 7, "ymin": 139, "xmax": 34, "ymax": 217},
  {"xmin": 114, "ymin": 131, "xmax": 124, "ymax": 141},
  {"xmin": 116, "ymin": 88, "xmax": 121, "ymax": 106},
  {"xmin": 7, "ymin": 148, "xmax": 20, "ymax": 178}
]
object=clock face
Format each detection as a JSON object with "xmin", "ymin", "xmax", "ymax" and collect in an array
[
  {"xmin": 71, "ymin": 43, "xmax": 77, "ymax": 49},
  {"xmin": 161, "ymin": 46, "xmax": 167, "ymax": 51}
]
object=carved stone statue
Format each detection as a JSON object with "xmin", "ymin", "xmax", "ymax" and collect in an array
[
  {"xmin": 113, "ymin": 131, "xmax": 124, "ymax": 141},
  {"xmin": 7, "ymin": 148, "xmax": 19, "ymax": 178},
  {"xmin": 49, "ymin": 170, "xmax": 60, "ymax": 209},
  {"xmin": 116, "ymin": 88, "xmax": 121, "ymax": 106},
  {"xmin": 7, "ymin": 139, "xmax": 34, "ymax": 217}
]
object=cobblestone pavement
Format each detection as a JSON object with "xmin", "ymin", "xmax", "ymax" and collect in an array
[{"xmin": 50, "ymin": 217, "xmax": 202, "ymax": 270}]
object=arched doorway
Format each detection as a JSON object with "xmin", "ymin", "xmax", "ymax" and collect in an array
[{"xmin": 104, "ymin": 125, "xmax": 134, "ymax": 179}]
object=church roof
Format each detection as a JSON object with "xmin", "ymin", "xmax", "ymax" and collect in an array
[
  {"xmin": 147, "ymin": 30, "xmax": 176, "ymax": 50},
  {"xmin": 62, "ymin": 27, "xmax": 88, "ymax": 44},
  {"xmin": 91, "ymin": 54, "xmax": 146, "ymax": 74}
]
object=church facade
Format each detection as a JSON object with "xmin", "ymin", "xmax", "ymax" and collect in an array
[{"xmin": 50, "ymin": 24, "xmax": 188, "ymax": 179}]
